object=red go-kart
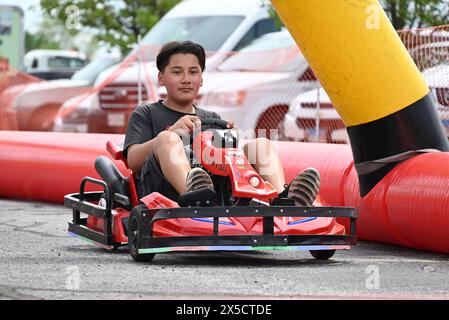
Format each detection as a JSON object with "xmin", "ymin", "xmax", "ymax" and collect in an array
[{"xmin": 65, "ymin": 119, "xmax": 357, "ymax": 262}]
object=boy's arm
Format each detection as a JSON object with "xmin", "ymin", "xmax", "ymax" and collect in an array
[
  {"xmin": 126, "ymin": 115, "xmax": 201, "ymax": 173},
  {"xmin": 124, "ymin": 108, "xmax": 155, "ymax": 174}
]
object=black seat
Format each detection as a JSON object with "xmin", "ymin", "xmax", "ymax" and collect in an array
[{"xmin": 95, "ymin": 156, "xmax": 130, "ymax": 199}]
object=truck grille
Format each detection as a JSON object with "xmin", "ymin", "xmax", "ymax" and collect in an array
[
  {"xmin": 99, "ymin": 83, "xmax": 148, "ymax": 109},
  {"xmin": 435, "ymin": 87, "xmax": 449, "ymax": 107}
]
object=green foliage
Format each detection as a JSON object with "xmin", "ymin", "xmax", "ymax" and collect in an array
[
  {"xmin": 268, "ymin": 6, "xmax": 283, "ymax": 31},
  {"xmin": 270, "ymin": 0, "xmax": 449, "ymax": 30},
  {"xmin": 40, "ymin": 0, "xmax": 181, "ymax": 55},
  {"xmin": 25, "ymin": 31, "xmax": 61, "ymax": 52},
  {"xmin": 25, "ymin": 11, "xmax": 99, "ymax": 55},
  {"xmin": 381, "ymin": 0, "xmax": 449, "ymax": 29}
]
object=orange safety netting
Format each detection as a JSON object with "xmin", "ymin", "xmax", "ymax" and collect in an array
[
  {"xmin": 277, "ymin": 24, "xmax": 449, "ymax": 144},
  {"xmin": 0, "ymin": 59, "xmax": 43, "ymax": 130},
  {"xmin": 1, "ymin": 24, "xmax": 449, "ymax": 143},
  {"xmin": 400, "ymin": 25, "xmax": 449, "ymax": 139}
]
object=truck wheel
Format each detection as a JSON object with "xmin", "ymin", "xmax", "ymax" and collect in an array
[
  {"xmin": 128, "ymin": 205, "xmax": 155, "ymax": 262},
  {"xmin": 309, "ymin": 249, "xmax": 335, "ymax": 260}
]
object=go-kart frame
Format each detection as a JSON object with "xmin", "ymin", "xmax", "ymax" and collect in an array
[{"xmin": 65, "ymin": 177, "xmax": 358, "ymax": 254}]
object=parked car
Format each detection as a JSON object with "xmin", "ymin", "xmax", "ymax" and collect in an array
[
  {"xmin": 53, "ymin": 91, "xmax": 97, "ymax": 133},
  {"xmin": 281, "ymin": 62, "xmax": 449, "ymax": 144},
  {"xmin": 189, "ymin": 30, "xmax": 320, "ymax": 139},
  {"xmin": 280, "ymin": 87, "xmax": 348, "ymax": 143},
  {"xmin": 23, "ymin": 49, "xmax": 87, "ymax": 80},
  {"xmin": 3, "ymin": 54, "xmax": 119, "ymax": 131},
  {"xmin": 408, "ymin": 41, "xmax": 449, "ymax": 71},
  {"xmin": 422, "ymin": 62, "xmax": 449, "ymax": 137},
  {"xmin": 0, "ymin": 59, "xmax": 42, "ymax": 129},
  {"xmin": 82, "ymin": 0, "xmax": 277, "ymax": 133}
]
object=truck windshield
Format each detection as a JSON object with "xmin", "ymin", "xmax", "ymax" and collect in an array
[
  {"xmin": 218, "ymin": 32, "xmax": 302, "ymax": 72},
  {"xmin": 71, "ymin": 57, "xmax": 119, "ymax": 84},
  {"xmin": 136, "ymin": 16, "xmax": 244, "ymax": 61},
  {"xmin": 48, "ymin": 56, "xmax": 86, "ymax": 69}
]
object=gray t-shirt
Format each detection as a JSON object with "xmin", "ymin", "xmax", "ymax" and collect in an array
[{"xmin": 123, "ymin": 100, "xmax": 222, "ymax": 157}]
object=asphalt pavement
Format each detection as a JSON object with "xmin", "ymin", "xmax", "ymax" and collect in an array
[{"xmin": 0, "ymin": 198, "xmax": 448, "ymax": 300}]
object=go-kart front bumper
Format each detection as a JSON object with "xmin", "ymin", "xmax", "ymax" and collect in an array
[
  {"xmin": 137, "ymin": 205, "xmax": 357, "ymax": 254},
  {"xmin": 64, "ymin": 176, "xmax": 357, "ymax": 254}
]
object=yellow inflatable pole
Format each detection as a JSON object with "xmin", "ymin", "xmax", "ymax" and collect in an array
[{"xmin": 272, "ymin": 0, "xmax": 449, "ymax": 196}]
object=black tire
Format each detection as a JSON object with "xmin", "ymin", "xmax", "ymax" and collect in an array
[
  {"xmin": 128, "ymin": 204, "xmax": 155, "ymax": 262},
  {"xmin": 309, "ymin": 249, "xmax": 335, "ymax": 260}
]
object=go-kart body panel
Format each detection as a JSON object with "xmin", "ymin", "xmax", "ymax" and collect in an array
[
  {"xmin": 66, "ymin": 186, "xmax": 356, "ymax": 253},
  {"xmin": 66, "ymin": 127, "xmax": 357, "ymax": 258},
  {"xmin": 193, "ymin": 131, "xmax": 278, "ymax": 202},
  {"xmin": 86, "ymin": 208, "xmax": 129, "ymax": 243}
]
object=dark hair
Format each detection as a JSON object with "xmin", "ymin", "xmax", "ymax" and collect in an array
[{"xmin": 156, "ymin": 41, "xmax": 206, "ymax": 72}]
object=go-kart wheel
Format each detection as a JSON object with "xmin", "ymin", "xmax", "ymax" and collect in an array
[
  {"xmin": 128, "ymin": 204, "xmax": 155, "ymax": 262},
  {"xmin": 309, "ymin": 249, "xmax": 335, "ymax": 260}
]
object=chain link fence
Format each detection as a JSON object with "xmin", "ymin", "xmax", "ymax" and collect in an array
[{"xmin": 1, "ymin": 25, "xmax": 449, "ymax": 142}]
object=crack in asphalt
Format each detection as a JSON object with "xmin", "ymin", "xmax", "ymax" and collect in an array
[
  {"xmin": 0, "ymin": 285, "xmax": 44, "ymax": 300},
  {"xmin": 0, "ymin": 221, "xmax": 66, "ymax": 239}
]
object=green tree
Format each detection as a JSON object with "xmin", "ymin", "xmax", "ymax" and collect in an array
[
  {"xmin": 29, "ymin": 12, "xmax": 80, "ymax": 51},
  {"xmin": 25, "ymin": 11, "xmax": 101, "ymax": 58},
  {"xmin": 381, "ymin": 0, "xmax": 449, "ymax": 29},
  {"xmin": 269, "ymin": 0, "xmax": 449, "ymax": 30},
  {"xmin": 40, "ymin": 0, "xmax": 181, "ymax": 55},
  {"xmin": 25, "ymin": 31, "xmax": 60, "ymax": 52}
]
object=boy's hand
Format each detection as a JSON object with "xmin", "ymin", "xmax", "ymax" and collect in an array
[
  {"xmin": 227, "ymin": 120, "xmax": 235, "ymax": 129},
  {"xmin": 167, "ymin": 115, "xmax": 201, "ymax": 136}
]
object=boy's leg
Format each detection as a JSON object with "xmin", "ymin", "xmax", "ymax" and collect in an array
[
  {"xmin": 243, "ymin": 137, "xmax": 320, "ymax": 206},
  {"xmin": 152, "ymin": 131, "xmax": 191, "ymax": 194},
  {"xmin": 242, "ymin": 137, "xmax": 286, "ymax": 193},
  {"xmin": 152, "ymin": 131, "xmax": 213, "ymax": 195}
]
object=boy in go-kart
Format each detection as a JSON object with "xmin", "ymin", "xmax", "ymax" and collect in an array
[{"xmin": 124, "ymin": 41, "xmax": 320, "ymax": 206}]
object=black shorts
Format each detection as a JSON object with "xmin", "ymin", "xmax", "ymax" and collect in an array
[{"xmin": 138, "ymin": 152, "xmax": 180, "ymax": 201}]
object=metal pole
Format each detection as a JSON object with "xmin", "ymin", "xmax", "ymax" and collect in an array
[
  {"xmin": 315, "ymin": 88, "xmax": 321, "ymax": 142},
  {"xmin": 137, "ymin": 35, "xmax": 142, "ymax": 106}
]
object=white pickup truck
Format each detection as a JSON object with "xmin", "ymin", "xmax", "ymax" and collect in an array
[
  {"xmin": 23, "ymin": 49, "xmax": 87, "ymax": 80},
  {"xmin": 55, "ymin": 0, "xmax": 277, "ymax": 133}
]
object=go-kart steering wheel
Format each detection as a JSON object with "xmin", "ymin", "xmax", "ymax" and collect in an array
[
  {"xmin": 178, "ymin": 118, "xmax": 228, "ymax": 142},
  {"xmin": 199, "ymin": 118, "xmax": 229, "ymax": 131},
  {"xmin": 185, "ymin": 118, "xmax": 232, "ymax": 166}
]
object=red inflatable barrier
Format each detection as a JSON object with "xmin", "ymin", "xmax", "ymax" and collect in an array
[
  {"xmin": 0, "ymin": 131, "xmax": 126, "ymax": 203},
  {"xmin": 1, "ymin": 131, "xmax": 448, "ymax": 253},
  {"xmin": 278, "ymin": 141, "xmax": 449, "ymax": 253}
]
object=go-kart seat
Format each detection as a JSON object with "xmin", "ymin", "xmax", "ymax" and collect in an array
[
  {"xmin": 94, "ymin": 140, "xmax": 131, "ymax": 207},
  {"xmin": 95, "ymin": 156, "xmax": 130, "ymax": 199}
]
